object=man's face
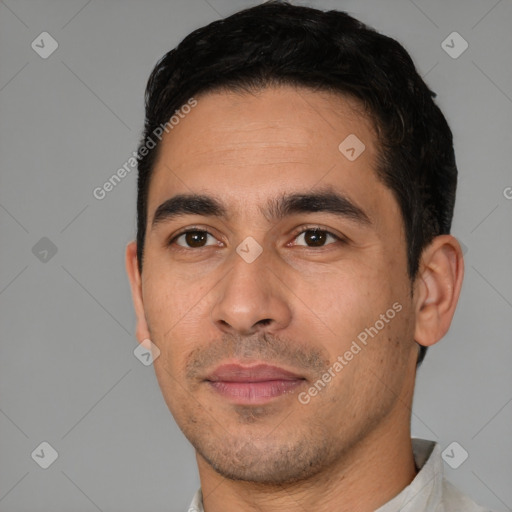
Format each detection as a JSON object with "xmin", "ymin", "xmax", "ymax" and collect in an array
[{"xmin": 130, "ymin": 86, "xmax": 419, "ymax": 483}]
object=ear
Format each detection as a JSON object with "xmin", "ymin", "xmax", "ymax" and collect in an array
[
  {"xmin": 414, "ymin": 235, "xmax": 464, "ymax": 348},
  {"xmin": 125, "ymin": 241, "xmax": 151, "ymax": 344}
]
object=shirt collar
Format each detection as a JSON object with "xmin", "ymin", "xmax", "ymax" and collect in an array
[
  {"xmin": 376, "ymin": 438, "xmax": 442, "ymax": 512},
  {"xmin": 187, "ymin": 438, "xmax": 441, "ymax": 512}
]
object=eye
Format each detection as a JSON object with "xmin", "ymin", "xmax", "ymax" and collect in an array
[
  {"xmin": 293, "ymin": 228, "xmax": 340, "ymax": 247},
  {"xmin": 171, "ymin": 230, "xmax": 219, "ymax": 248}
]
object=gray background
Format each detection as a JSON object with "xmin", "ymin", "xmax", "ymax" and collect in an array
[{"xmin": 1, "ymin": 0, "xmax": 511, "ymax": 511}]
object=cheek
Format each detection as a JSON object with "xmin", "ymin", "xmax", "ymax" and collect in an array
[
  {"xmin": 142, "ymin": 275, "xmax": 201, "ymax": 370},
  {"xmin": 297, "ymin": 262, "xmax": 410, "ymax": 366},
  {"xmin": 293, "ymin": 264, "xmax": 384, "ymax": 332},
  {"xmin": 143, "ymin": 268, "xmax": 207, "ymax": 331}
]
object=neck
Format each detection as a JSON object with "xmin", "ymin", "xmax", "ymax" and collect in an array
[{"xmin": 197, "ymin": 416, "xmax": 418, "ymax": 512}]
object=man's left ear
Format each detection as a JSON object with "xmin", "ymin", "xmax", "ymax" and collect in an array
[{"xmin": 414, "ymin": 234, "xmax": 465, "ymax": 348}]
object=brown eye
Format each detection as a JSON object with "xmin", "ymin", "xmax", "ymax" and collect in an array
[
  {"xmin": 174, "ymin": 230, "xmax": 216, "ymax": 248},
  {"xmin": 294, "ymin": 229, "xmax": 338, "ymax": 247}
]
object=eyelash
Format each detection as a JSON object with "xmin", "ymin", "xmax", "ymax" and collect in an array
[{"xmin": 167, "ymin": 225, "xmax": 347, "ymax": 250}]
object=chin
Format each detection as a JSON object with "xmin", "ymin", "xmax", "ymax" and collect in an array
[{"xmin": 195, "ymin": 433, "xmax": 333, "ymax": 485}]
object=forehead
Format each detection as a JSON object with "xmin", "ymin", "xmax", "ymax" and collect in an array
[
  {"xmin": 157, "ymin": 86, "xmax": 374, "ymax": 166},
  {"xmin": 147, "ymin": 85, "xmax": 391, "ymax": 223}
]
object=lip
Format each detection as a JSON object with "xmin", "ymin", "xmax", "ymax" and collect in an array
[
  {"xmin": 205, "ymin": 363, "xmax": 306, "ymax": 404},
  {"xmin": 206, "ymin": 363, "xmax": 304, "ymax": 382}
]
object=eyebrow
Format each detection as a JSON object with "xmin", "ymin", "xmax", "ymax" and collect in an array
[{"xmin": 151, "ymin": 187, "xmax": 371, "ymax": 229}]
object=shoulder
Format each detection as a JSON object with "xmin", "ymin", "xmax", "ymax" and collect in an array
[{"xmin": 440, "ymin": 478, "xmax": 494, "ymax": 512}]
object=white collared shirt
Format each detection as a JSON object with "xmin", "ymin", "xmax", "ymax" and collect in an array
[{"xmin": 187, "ymin": 438, "xmax": 492, "ymax": 511}]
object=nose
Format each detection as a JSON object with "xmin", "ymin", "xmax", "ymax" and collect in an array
[{"xmin": 210, "ymin": 248, "xmax": 292, "ymax": 336}]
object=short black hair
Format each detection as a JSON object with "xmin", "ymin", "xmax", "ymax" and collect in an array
[{"xmin": 135, "ymin": 0, "xmax": 458, "ymax": 366}]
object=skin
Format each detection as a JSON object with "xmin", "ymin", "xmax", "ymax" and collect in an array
[{"xmin": 126, "ymin": 85, "xmax": 464, "ymax": 512}]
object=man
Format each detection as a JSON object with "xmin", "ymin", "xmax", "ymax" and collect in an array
[{"xmin": 125, "ymin": 1, "xmax": 491, "ymax": 510}]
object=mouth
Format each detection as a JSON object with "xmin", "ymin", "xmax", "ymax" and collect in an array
[{"xmin": 205, "ymin": 363, "xmax": 306, "ymax": 404}]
